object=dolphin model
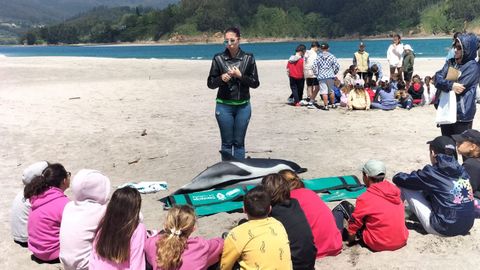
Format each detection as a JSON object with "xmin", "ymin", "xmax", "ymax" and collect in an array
[{"xmin": 169, "ymin": 151, "xmax": 307, "ymax": 195}]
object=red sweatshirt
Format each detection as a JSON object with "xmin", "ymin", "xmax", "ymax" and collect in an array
[
  {"xmin": 291, "ymin": 188, "xmax": 342, "ymax": 258},
  {"xmin": 286, "ymin": 57, "xmax": 304, "ymax": 79},
  {"xmin": 347, "ymin": 181, "xmax": 408, "ymax": 252}
]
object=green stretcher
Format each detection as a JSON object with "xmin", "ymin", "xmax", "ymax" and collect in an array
[{"xmin": 160, "ymin": 175, "xmax": 366, "ymax": 216}]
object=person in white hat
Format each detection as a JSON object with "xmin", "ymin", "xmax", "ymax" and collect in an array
[
  {"xmin": 10, "ymin": 161, "xmax": 49, "ymax": 246},
  {"xmin": 402, "ymin": 44, "xmax": 415, "ymax": 89}
]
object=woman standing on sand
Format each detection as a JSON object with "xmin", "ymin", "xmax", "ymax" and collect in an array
[
  {"xmin": 387, "ymin": 34, "xmax": 404, "ymax": 81},
  {"xmin": 207, "ymin": 27, "xmax": 260, "ymax": 160}
]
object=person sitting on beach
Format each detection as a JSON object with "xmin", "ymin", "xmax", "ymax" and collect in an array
[
  {"xmin": 452, "ymin": 129, "xmax": 480, "ymax": 218},
  {"xmin": 59, "ymin": 170, "xmax": 111, "ymax": 270},
  {"xmin": 390, "ymin": 73, "xmax": 400, "ymax": 91},
  {"xmin": 371, "ymin": 76, "xmax": 398, "ymax": 110},
  {"xmin": 332, "ymin": 77, "xmax": 342, "ymax": 105},
  {"xmin": 89, "ymin": 187, "xmax": 146, "ymax": 269},
  {"xmin": 367, "ymin": 61, "xmax": 383, "ymax": 83},
  {"xmin": 25, "ymin": 163, "xmax": 70, "ymax": 263},
  {"xmin": 408, "ymin": 75, "xmax": 424, "ymax": 104},
  {"xmin": 343, "ymin": 65, "xmax": 359, "ymax": 88},
  {"xmin": 286, "ymin": 44, "xmax": 306, "ymax": 106},
  {"xmin": 422, "ymin": 75, "xmax": 436, "ymax": 105},
  {"xmin": 340, "ymin": 85, "xmax": 351, "ymax": 108},
  {"xmin": 332, "ymin": 160, "xmax": 408, "ymax": 252},
  {"xmin": 262, "ymin": 174, "xmax": 316, "ymax": 270},
  {"xmin": 10, "ymin": 161, "xmax": 48, "ymax": 247},
  {"xmin": 145, "ymin": 205, "xmax": 223, "ymax": 270},
  {"xmin": 279, "ymin": 170, "xmax": 342, "ymax": 258},
  {"xmin": 393, "ymin": 136, "xmax": 475, "ymax": 236},
  {"xmin": 348, "ymin": 79, "xmax": 370, "ymax": 110},
  {"xmin": 396, "ymin": 81, "xmax": 413, "ymax": 110},
  {"xmin": 364, "ymin": 81, "xmax": 376, "ymax": 102},
  {"xmin": 220, "ymin": 186, "xmax": 292, "ymax": 270}
]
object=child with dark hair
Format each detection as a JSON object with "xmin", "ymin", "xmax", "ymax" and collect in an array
[
  {"xmin": 279, "ymin": 170, "xmax": 342, "ymax": 258},
  {"xmin": 145, "ymin": 205, "xmax": 223, "ymax": 270},
  {"xmin": 396, "ymin": 81, "xmax": 413, "ymax": 110},
  {"xmin": 333, "ymin": 160, "xmax": 408, "ymax": 251},
  {"xmin": 262, "ymin": 174, "xmax": 316, "ymax": 270},
  {"xmin": 393, "ymin": 136, "xmax": 475, "ymax": 236},
  {"xmin": 408, "ymin": 75, "xmax": 424, "ymax": 104},
  {"xmin": 220, "ymin": 186, "xmax": 292, "ymax": 270},
  {"xmin": 24, "ymin": 163, "xmax": 70, "ymax": 263},
  {"xmin": 286, "ymin": 44, "xmax": 306, "ymax": 106},
  {"xmin": 452, "ymin": 129, "xmax": 480, "ymax": 217},
  {"xmin": 11, "ymin": 161, "xmax": 48, "ymax": 247},
  {"xmin": 89, "ymin": 186, "xmax": 146, "ymax": 269}
]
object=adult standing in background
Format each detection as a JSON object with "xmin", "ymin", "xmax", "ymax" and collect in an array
[
  {"xmin": 303, "ymin": 41, "xmax": 320, "ymax": 108},
  {"xmin": 207, "ymin": 27, "xmax": 260, "ymax": 160},
  {"xmin": 387, "ymin": 34, "xmax": 404, "ymax": 81},
  {"xmin": 312, "ymin": 42, "xmax": 340, "ymax": 110},
  {"xmin": 353, "ymin": 42, "xmax": 369, "ymax": 80},
  {"xmin": 434, "ymin": 33, "xmax": 479, "ymax": 138}
]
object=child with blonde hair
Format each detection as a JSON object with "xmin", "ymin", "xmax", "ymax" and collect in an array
[{"xmin": 145, "ymin": 205, "xmax": 223, "ymax": 270}]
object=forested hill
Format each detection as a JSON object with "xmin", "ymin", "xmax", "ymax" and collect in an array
[{"xmin": 15, "ymin": 0, "xmax": 480, "ymax": 45}]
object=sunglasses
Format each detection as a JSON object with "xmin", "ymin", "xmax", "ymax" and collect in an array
[{"xmin": 223, "ymin": 38, "xmax": 237, "ymax": 45}]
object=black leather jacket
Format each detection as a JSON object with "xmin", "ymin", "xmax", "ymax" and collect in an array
[{"xmin": 207, "ymin": 48, "xmax": 260, "ymax": 101}]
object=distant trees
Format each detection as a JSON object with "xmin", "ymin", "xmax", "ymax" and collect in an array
[{"xmin": 18, "ymin": 0, "xmax": 480, "ymax": 45}]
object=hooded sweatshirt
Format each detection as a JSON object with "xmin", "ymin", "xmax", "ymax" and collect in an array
[
  {"xmin": 286, "ymin": 55, "xmax": 304, "ymax": 79},
  {"xmin": 28, "ymin": 187, "xmax": 70, "ymax": 261},
  {"xmin": 312, "ymin": 51, "xmax": 340, "ymax": 80},
  {"xmin": 434, "ymin": 33, "xmax": 480, "ymax": 122},
  {"xmin": 393, "ymin": 154, "xmax": 475, "ymax": 236},
  {"xmin": 348, "ymin": 180, "xmax": 409, "ymax": 252},
  {"xmin": 60, "ymin": 169, "xmax": 111, "ymax": 270}
]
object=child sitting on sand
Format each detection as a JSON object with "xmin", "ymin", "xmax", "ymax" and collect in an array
[
  {"xmin": 332, "ymin": 160, "xmax": 408, "ymax": 251},
  {"xmin": 89, "ymin": 187, "xmax": 146, "ymax": 269},
  {"xmin": 408, "ymin": 75, "xmax": 424, "ymax": 105},
  {"xmin": 60, "ymin": 169, "xmax": 111, "ymax": 270},
  {"xmin": 393, "ymin": 136, "xmax": 475, "ymax": 236},
  {"xmin": 220, "ymin": 186, "xmax": 292, "ymax": 270},
  {"xmin": 10, "ymin": 161, "xmax": 48, "ymax": 247},
  {"xmin": 279, "ymin": 170, "xmax": 342, "ymax": 258},
  {"xmin": 371, "ymin": 76, "xmax": 398, "ymax": 110},
  {"xmin": 422, "ymin": 75, "xmax": 436, "ymax": 105},
  {"xmin": 25, "ymin": 163, "xmax": 70, "ymax": 263},
  {"xmin": 347, "ymin": 80, "xmax": 370, "ymax": 110},
  {"xmin": 452, "ymin": 129, "xmax": 480, "ymax": 217},
  {"xmin": 145, "ymin": 205, "xmax": 223, "ymax": 270},
  {"xmin": 262, "ymin": 174, "xmax": 317, "ymax": 269},
  {"xmin": 396, "ymin": 81, "xmax": 413, "ymax": 110},
  {"xmin": 340, "ymin": 85, "xmax": 351, "ymax": 107}
]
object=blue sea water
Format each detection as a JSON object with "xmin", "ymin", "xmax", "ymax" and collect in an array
[{"xmin": 0, "ymin": 38, "xmax": 451, "ymax": 60}]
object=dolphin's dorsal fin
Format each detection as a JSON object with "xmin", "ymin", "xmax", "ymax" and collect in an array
[{"xmin": 219, "ymin": 150, "xmax": 237, "ymax": 161}]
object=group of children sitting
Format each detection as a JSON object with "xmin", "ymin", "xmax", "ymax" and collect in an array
[{"xmin": 10, "ymin": 129, "xmax": 480, "ymax": 269}]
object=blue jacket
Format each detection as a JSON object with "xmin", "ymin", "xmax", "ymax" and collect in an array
[
  {"xmin": 434, "ymin": 33, "xmax": 480, "ymax": 122},
  {"xmin": 393, "ymin": 154, "xmax": 475, "ymax": 236}
]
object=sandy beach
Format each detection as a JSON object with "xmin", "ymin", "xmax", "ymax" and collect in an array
[{"xmin": 1, "ymin": 56, "xmax": 479, "ymax": 269}]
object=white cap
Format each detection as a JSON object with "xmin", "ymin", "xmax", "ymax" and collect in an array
[
  {"xmin": 404, "ymin": 44, "xmax": 414, "ymax": 51},
  {"xmin": 22, "ymin": 161, "xmax": 49, "ymax": 185}
]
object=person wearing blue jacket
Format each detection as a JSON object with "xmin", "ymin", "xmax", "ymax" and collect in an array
[
  {"xmin": 393, "ymin": 136, "xmax": 475, "ymax": 236},
  {"xmin": 434, "ymin": 33, "xmax": 480, "ymax": 137}
]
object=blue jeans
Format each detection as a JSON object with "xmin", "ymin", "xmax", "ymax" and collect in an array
[{"xmin": 215, "ymin": 102, "xmax": 251, "ymax": 160}]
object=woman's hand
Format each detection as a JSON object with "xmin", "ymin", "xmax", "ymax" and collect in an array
[
  {"xmin": 228, "ymin": 66, "xmax": 242, "ymax": 78},
  {"xmin": 452, "ymin": 82, "xmax": 465, "ymax": 94},
  {"xmin": 221, "ymin": 73, "xmax": 231, "ymax": 82}
]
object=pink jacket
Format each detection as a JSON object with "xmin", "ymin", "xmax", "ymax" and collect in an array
[
  {"xmin": 89, "ymin": 223, "xmax": 146, "ymax": 270},
  {"xmin": 28, "ymin": 187, "xmax": 70, "ymax": 261},
  {"xmin": 145, "ymin": 235, "xmax": 224, "ymax": 270}
]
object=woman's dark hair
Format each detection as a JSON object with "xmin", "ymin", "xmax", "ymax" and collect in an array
[
  {"xmin": 224, "ymin": 27, "xmax": 241, "ymax": 38},
  {"xmin": 244, "ymin": 186, "xmax": 271, "ymax": 218},
  {"xmin": 393, "ymin": 33, "xmax": 401, "ymax": 40},
  {"xmin": 296, "ymin": 44, "xmax": 306, "ymax": 52},
  {"xmin": 95, "ymin": 186, "xmax": 142, "ymax": 263},
  {"xmin": 24, "ymin": 162, "xmax": 66, "ymax": 199},
  {"xmin": 262, "ymin": 173, "xmax": 290, "ymax": 205}
]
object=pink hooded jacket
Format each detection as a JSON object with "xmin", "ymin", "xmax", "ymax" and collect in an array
[
  {"xmin": 28, "ymin": 186, "xmax": 70, "ymax": 261},
  {"xmin": 60, "ymin": 169, "xmax": 111, "ymax": 270}
]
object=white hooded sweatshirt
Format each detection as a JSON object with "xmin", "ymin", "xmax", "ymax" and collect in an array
[{"xmin": 59, "ymin": 169, "xmax": 111, "ymax": 270}]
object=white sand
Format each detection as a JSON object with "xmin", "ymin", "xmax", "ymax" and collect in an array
[{"xmin": 1, "ymin": 56, "xmax": 479, "ymax": 269}]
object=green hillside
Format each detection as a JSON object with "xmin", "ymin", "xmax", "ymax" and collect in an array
[{"xmin": 15, "ymin": 0, "xmax": 480, "ymax": 45}]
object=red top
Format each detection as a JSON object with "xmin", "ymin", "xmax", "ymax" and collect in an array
[
  {"xmin": 287, "ymin": 58, "xmax": 305, "ymax": 79},
  {"xmin": 365, "ymin": 87, "xmax": 375, "ymax": 102},
  {"xmin": 290, "ymin": 188, "xmax": 342, "ymax": 258},
  {"xmin": 348, "ymin": 181, "xmax": 409, "ymax": 251}
]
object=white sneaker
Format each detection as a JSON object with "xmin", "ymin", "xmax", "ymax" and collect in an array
[
  {"xmin": 307, "ymin": 102, "xmax": 316, "ymax": 109},
  {"xmin": 299, "ymin": 100, "xmax": 309, "ymax": 106}
]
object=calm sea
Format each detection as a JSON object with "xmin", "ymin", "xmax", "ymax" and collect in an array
[{"xmin": 0, "ymin": 38, "xmax": 451, "ymax": 60}]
